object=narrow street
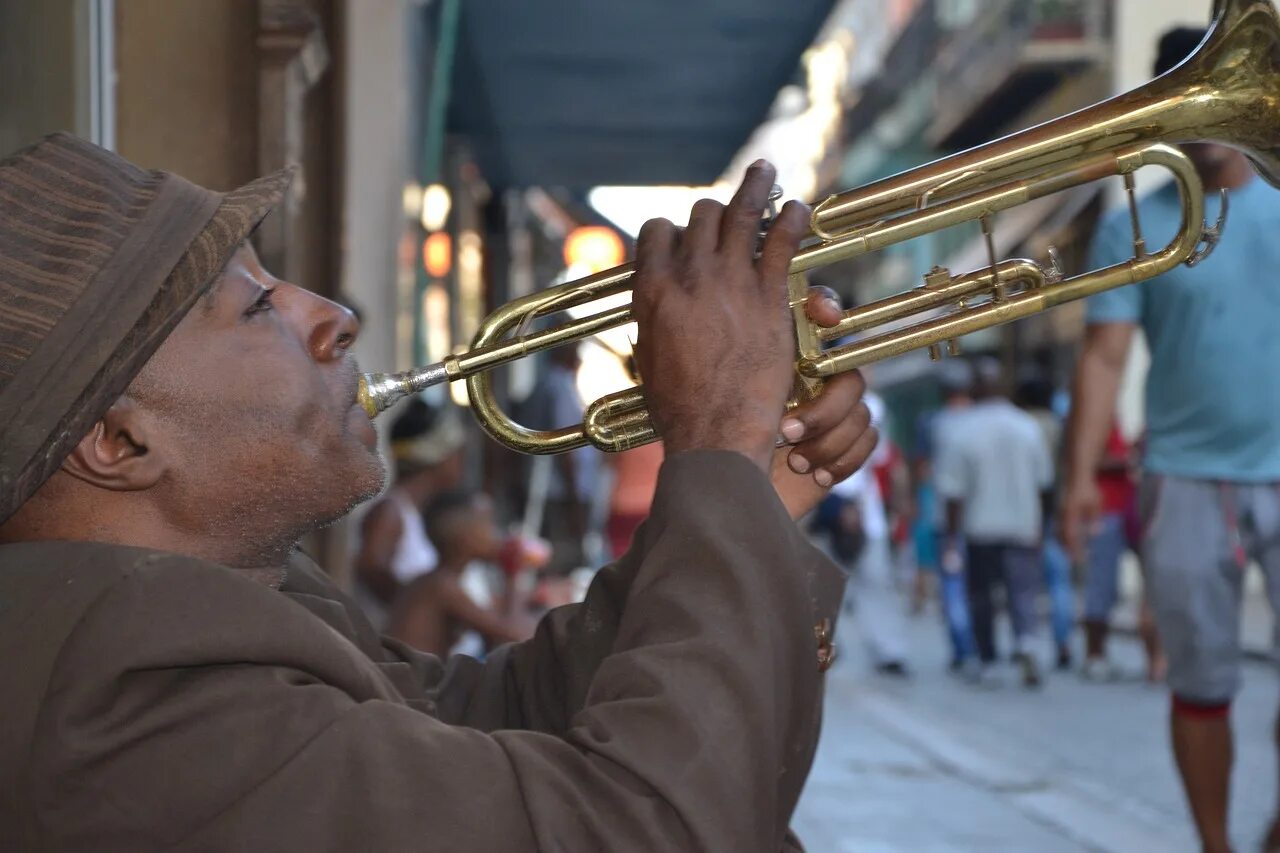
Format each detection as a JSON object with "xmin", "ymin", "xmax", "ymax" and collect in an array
[{"xmin": 795, "ymin": 609, "xmax": 1278, "ymax": 852}]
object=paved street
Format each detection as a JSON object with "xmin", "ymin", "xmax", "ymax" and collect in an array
[{"xmin": 794, "ymin": 604, "xmax": 1278, "ymax": 852}]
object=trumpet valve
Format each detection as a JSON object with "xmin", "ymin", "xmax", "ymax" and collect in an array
[
  {"xmin": 947, "ymin": 339, "xmax": 962, "ymax": 357},
  {"xmin": 923, "ymin": 265, "xmax": 952, "ymax": 289},
  {"xmin": 928, "ymin": 343, "xmax": 942, "ymax": 361},
  {"xmin": 756, "ymin": 184, "xmax": 785, "ymax": 256},
  {"xmin": 1044, "ymin": 246, "xmax": 1064, "ymax": 285}
]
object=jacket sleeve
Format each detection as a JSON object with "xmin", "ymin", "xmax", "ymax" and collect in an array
[{"xmin": 30, "ymin": 451, "xmax": 846, "ymax": 853}]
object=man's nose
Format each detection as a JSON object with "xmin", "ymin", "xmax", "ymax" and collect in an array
[{"xmin": 301, "ymin": 290, "xmax": 361, "ymax": 362}]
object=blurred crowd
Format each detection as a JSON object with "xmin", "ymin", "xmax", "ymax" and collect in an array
[
  {"xmin": 805, "ymin": 354, "xmax": 1163, "ymax": 689},
  {"xmin": 348, "ymin": 348, "xmax": 1167, "ymax": 692},
  {"xmin": 349, "ymin": 343, "xmax": 665, "ymax": 661}
]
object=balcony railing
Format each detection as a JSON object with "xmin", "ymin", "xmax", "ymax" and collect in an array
[{"xmin": 926, "ymin": 0, "xmax": 1109, "ymax": 149}]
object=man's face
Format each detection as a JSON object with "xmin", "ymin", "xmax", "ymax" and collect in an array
[{"xmin": 126, "ymin": 243, "xmax": 385, "ymax": 554}]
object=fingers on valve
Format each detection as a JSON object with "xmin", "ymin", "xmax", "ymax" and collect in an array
[
  {"xmin": 633, "ymin": 217, "xmax": 678, "ymax": 306},
  {"xmin": 812, "ymin": 425, "xmax": 880, "ymax": 488},
  {"xmin": 780, "ymin": 372, "xmax": 867, "ymax": 446},
  {"xmin": 804, "ymin": 286, "xmax": 844, "ymax": 327},
  {"xmin": 721, "ymin": 160, "xmax": 776, "ymax": 257},
  {"xmin": 635, "ymin": 217, "xmax": 677, "ymax": 271},
  {"xmin": 758, "ymin": 200, "xmax": 811, "ymax": 283},
  {"xmin": 787, "ymin": 397, "xmax": 872, "ymax": 476},
  {"xmin": 685, "ymin": 198, "xmax": 725, "ymax": 256}
]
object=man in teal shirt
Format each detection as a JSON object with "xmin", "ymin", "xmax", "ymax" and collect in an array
[{"xmin": 1061, "ymin": 27, "xmax": 1280, "ymax": 853}]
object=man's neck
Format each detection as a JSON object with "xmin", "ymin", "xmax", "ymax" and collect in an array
[{"xmin": 2, "ymin": 500, "xmax": 297, "ymax": 573}]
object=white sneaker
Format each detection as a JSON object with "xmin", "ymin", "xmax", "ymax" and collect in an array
[
  {"xmin": 1080, "ymin": 657, "xmax": 1122, "ymax": 682},
  {"xmin": 961, "ymin": 659, "xmax": 1002, "ymax": 688}
]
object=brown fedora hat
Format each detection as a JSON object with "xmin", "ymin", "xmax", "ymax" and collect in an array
[{"xmin": 0, "ymin": 132, "xmax": 292, "ymax": 524}]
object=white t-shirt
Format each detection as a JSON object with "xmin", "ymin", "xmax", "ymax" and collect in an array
[
  {"xmin": 933, "ymin": 398, "xmax": 1052, "ymax": 546},
  {"xmin": 388, "ymin": 489, "xmax": 438, "ymax": 584}
]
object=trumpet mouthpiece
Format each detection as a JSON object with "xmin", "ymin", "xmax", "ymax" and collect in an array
[{"xmin": 356, "ymin": 362, "xmax": 453, "ymax": 419}]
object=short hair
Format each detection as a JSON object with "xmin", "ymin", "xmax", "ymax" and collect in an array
[
  {"xmin": 422, "ymin": 489, "xmax": 481, "ymax": 558},
  {"xmin": 1155, "ymin": 27, "xmax": 1206, "ymax": 77},
  {"xmin": 937, "ymin": 359, "xmax": 973, "ymax": 396}
]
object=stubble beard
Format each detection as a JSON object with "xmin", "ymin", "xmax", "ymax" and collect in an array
[{"xmin": 225, "ymin": 442, "xmax": 388, "ymax": 569}]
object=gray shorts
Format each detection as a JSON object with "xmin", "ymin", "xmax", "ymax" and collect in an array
[{"xmin": 1141, "ymin": 473, "xmax": 1280, "ymax": 702}]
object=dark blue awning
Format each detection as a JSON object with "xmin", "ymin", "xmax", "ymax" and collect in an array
[{"xmin": 449, "ymin": 1, "xmax": 835, "ymax": 189}]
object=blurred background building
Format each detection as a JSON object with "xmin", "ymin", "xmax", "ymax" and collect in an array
[{"xmin": 0, "ymin": 0, "xmax": 1220, "ymax": 575}]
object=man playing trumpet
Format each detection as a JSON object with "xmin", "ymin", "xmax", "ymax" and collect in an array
[{"xmin": 0, "ymin": 135, "xmax": 874, "ymax": 851}]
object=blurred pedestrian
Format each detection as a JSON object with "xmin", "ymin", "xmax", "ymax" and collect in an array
[
  {"xmin": 937, "ymin": 357, "xmax": 1053, "ymax": 687},
  {"xmin": 522, "ymin": 343, "xmax": 601, "ymax": 573},
  {"xmin": 387, "ymin": 490, "xmax": 537, "ymax": 657},
  {"xmin": 1015, "ymin": 369, "xmax": 1076, "ymax": 670},
  {"xmin": 1061, "ymin": 28, "xmax": 1280, "ymax": 853},
  {"xmin": 833, "ymin": 389, "xmax": 911, "ymax": 677},
  {"xmin": 911, "ymin": 360, "xmax": 977, "ymax": 670},
  {"xmin": 874, "ymin": 430, "xmax": 916, "ymax": 605},
  {"xmin": 352, "ymin": 397, "xmax": 465, "ymax": 630}
]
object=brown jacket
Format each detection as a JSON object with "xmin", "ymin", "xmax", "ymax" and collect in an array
[{"xmin": 0, "ymin": 452, "xmax": 845, "ymax": 852}]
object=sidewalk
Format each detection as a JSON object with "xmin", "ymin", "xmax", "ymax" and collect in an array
[{"xmin": 793, "ymin": 608, "xmax": 1279, "ymax": 852}]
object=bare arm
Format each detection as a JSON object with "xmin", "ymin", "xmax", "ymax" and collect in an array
[
  {"xmin": 1096, "ymin": 436, "xmax": 1131, "ymax": 474},
  {"xmin": 353, "ymin": 502, "xmax": 404, "ymax": 605},
  {"xmin": 439, "ymin": 578, "xmax": 534, "ymax": 647},
  {"xmin": 1061, "ymin": 322, "xmax": 1134, "ymax": 559}
]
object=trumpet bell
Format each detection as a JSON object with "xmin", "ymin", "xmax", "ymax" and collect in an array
[{"xmin": 1171, "ymin": 0, "xmax": 1280, "ymax": 187}]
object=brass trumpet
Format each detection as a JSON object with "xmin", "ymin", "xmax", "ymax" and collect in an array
[{"xmin": 359, "ymin": 0, "xmax": 1280, "ymax": 455}]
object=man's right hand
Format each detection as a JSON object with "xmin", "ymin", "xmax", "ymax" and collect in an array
[
  {"xmin": 1060, "ymin": 479, "xmax": 1102, "ymax": 564},
  {"xmin": 630, "ymin": 160, "xmax": 809, "ymax": 472}
]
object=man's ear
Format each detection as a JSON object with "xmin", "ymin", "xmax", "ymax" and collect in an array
[{"xmin": 61, "ymin": 397, "xmax": 165, "ymax": 491}]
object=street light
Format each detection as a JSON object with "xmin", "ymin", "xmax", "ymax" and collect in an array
[
  {"xmin": 423, "ymin": 231, "xmax": 452, "ymax": 278},
  {"xmin": 563, "ymin": 225, "xmax": 624, "ymax": 274},
  {"xmin": 402, "ymin": 181, "xmax": 423, "ymax": 219},
  {"xmin": 420, "ymin": 183, "xmax": 452, "ymax": 232}
]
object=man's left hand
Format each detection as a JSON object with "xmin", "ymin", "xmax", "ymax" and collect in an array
[{"xmin": 771, "ymin": 288, "xmax": 878, "ymax": 520}]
